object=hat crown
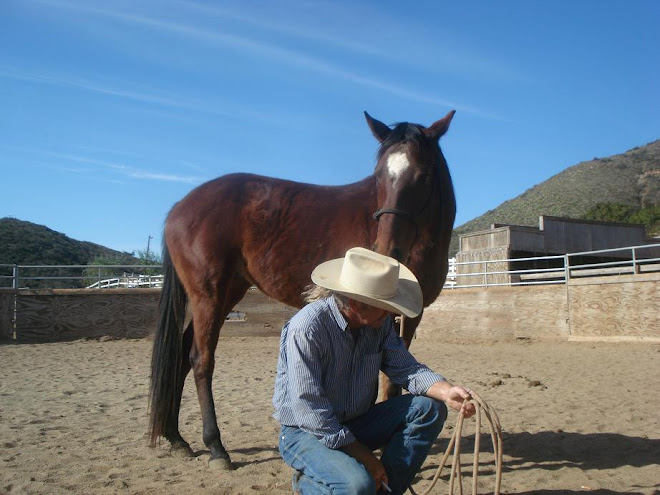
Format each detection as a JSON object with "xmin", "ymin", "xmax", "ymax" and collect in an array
[
  {"xmin": 339, "ymin": 248, "xmax": 399, "ymax": 299},
  {"xmin": 310, "ymin": 246, "xmax": 422, "ymax": 318}
]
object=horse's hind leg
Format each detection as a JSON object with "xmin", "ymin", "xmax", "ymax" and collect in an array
[
  {"xmin": 189, "ymin": 277, "xmax": 250, "ymax": 470},
  {"xmin": 166, "ymin": 321, "xmax": 195, "ymax": 457}
]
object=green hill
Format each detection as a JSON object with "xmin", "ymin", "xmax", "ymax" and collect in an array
[
  {"xmin": 450, "ymin": 139, "xmax": 660, "ymax": 255},
  {"xmin": 0, "ymin": 218, "xmax": 146, "ymax": 289},
  {"xmin": 0, "ymin": 217, "xmax": 137, "ymax": 265}
]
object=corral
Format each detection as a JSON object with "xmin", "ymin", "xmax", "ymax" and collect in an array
[
  {"xmin": 1, "ymin": 253, "xmax": 658, "ymax": 494},
  {"xmin": 1, "ymin": 272, "xmax": 657, "ymax": 343},
  {"xmin": 1, "ymin": 324, "xmax": 659, "ymax": 493}
]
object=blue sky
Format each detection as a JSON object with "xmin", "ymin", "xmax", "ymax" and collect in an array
[{"xmin": 1, "ymin": 1, "xmax": 658, "ymax": 256}]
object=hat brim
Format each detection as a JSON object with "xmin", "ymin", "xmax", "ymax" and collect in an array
[{"xmin": 311, "ymin": 257, "xmax": 423, "ymax": 318}]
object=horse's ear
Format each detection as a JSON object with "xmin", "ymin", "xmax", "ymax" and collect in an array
[
  {"xmin": 364, "ymin": 111, "xmax": 391, "ymax": 143},
  {"xmin": 425, "ymin": 110, "xmax": 456, "ymax": 140}
]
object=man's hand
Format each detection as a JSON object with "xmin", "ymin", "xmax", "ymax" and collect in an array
[
  {"xmin": 425, "ymin": 381, "xmax": 477, "ymax": 418},
  {"xmin": 341, "ymin": 441, "xmax": 389, "ymax": 490}
]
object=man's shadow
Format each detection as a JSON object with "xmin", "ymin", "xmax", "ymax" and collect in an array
[{"xmin": 415, "ymin": 431, "xmax": 659, "ymax": 495}]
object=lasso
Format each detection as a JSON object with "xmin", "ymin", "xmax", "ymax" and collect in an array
[{"xmin": 410, "ymin": 391, "xmax": 503, "ymax": 495}]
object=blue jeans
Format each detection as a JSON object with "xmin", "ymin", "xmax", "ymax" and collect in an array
[{"xmin": 278, "ymin": 395, "xmax": 447, "ymax": 495}]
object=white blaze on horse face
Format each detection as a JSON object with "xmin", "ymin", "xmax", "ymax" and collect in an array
[{"xmin": 386, "ymin": 152, "xmax": 410, "ymax": 186}]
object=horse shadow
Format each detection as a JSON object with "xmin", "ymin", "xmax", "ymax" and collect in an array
[
  {"xmin": 509, "ymin": 491, "xmax": 658, "ymax": 495},
  {"xmin": 418, "ymin": 430, "xmax": 660, "ymax": 494},
  {"xmin": 192, "ymin": 446, "xmax": 281, "ymax": 469}
]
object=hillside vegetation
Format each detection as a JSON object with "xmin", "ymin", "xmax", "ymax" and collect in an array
[
  {"xmin": 584, "ymin": 203, "xmax": 659, "ymax": 233},
  {"xmin": 0, "ymin": 218, "xmax": 154, "ymax": 288},
  {"xmin": 0, "ymin": 217, "xmax": 137, "ymax": 265},
  {"xmin": 450, "ymin": 139, "xmax": 660, "ymax": 254}
]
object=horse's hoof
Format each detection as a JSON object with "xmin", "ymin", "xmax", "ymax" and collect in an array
[
  {"xmin": 209, "ymin": 457, "xmax": 234, "ymax": 471},
  {"xmin": 170, "ymin": 443, "xmax": 195, "ymax": 458}
]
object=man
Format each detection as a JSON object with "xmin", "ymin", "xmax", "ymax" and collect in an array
[{"xmin": 273, "ymin": 247, "xmax": 476, "ymax": 495}]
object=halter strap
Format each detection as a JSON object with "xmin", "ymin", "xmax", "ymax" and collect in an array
[
  {"xmin": 372, "ymin": 163, "xmax": 440, "ymax": 241},
  {"xmin": 372, "ymin": 208, "xmax": 419, "ymax": 238},
  {"xmin": 372, "ymin": 208, "xmax": 416, "ymax": 224}
]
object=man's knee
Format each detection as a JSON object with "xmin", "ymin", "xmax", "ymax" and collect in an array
[
  {"xmin": 412, "ymin": 396, "xmax": 448, "ymax": 428},
  {"xmin": 305, "ymin": 464, "xmax": 374, "ymax": 495},
  {"xmin": 339, "ymin": 468, "xmax": 376, "ymax": 495}
]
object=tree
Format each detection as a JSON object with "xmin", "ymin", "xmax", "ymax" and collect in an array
[
  {"xmin": 82, "ymin": 254, "xmax": 136, "ymax": 287},
  {"xmin": 584, "ymin": 203, "xmax": 660, "ymax": 236},
  {"xmin": 135, "ymin": 248, "xmax": 162, "ymax": 276}
]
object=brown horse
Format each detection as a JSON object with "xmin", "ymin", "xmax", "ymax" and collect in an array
[{"xmin": 149, "ymin": 111, "xmax": 457, "ymax": 469}]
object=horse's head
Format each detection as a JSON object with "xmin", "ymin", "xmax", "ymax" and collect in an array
[{"xmin": 366, "ymin": 110, "xmax": 456, "ymax": 264}]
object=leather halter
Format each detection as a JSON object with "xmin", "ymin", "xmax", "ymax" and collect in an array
[
  {"xmin": 372, "ymin": 208, "xmax": 419, "ymax": 238},
  {"xmin": 372, "ymin": 168, "xmax": 438, "ymax": 240}
]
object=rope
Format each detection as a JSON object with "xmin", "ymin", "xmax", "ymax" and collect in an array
[{"xmin": 409, "ymin": 391, "xmax": 503, "ymax": 495}]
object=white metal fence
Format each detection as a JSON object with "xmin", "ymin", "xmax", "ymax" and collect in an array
[
  {"xmin": 1, "ymin": 243, "xmax": 658, "ymax": 290},
  {"xmin": 85, "ymin": 274, "xmax": 164, "ymax": 289},
  {"xmin": 0, "ymin": 264, "xmax": 163, "ymax": 290},
  {"xmin": 448, "ymin": 243, "xmax": 660, "ymax": 288}
]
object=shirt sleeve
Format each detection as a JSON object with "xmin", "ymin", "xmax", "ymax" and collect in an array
[
  {"xmin": 286, "ymin": 322, "xmax": 356, "ymax": 449},
  {"xmin": 380, "ymin": 322, "xmax": 445, "ymax": 395}
]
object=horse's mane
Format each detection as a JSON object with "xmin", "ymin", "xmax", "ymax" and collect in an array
[{"xmin": 377, "ymin": 122, "xmax": 426, "ymax": 160}]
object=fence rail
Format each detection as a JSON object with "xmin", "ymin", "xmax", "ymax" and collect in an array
[
  {"xmin": 1, "ymin": 243, "xmax": 659, "ymax": 290},
  {"xmin": 86, "ymin": 274, "xmax": 164, "ymax": 289},
  {"xmin": 449, "ymin": 243, "xmax": 660, "ymax": 288},
  {"xmin": 0, "ymin": 264, "xmax": 163, "ymax": 289}
]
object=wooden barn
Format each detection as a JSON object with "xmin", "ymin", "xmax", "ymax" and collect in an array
[{"xmin": 455, "ymin": 216, "xmax": 660, "ymax": 286}]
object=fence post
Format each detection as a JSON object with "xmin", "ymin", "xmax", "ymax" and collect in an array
[
  {"xmin": 12, "ymin": 265, "xmax": 19, "ymax": 290},
  {"xmin": 564, "ymin": 254, "xmax": 570, "ymax": 283},
  {"xmin": 632, "ymin": 247, "xmax": 639, "ymax": 275},
  {"xmin": 483, "ymin": 261, "xmax": 488, "ymax": 287}
]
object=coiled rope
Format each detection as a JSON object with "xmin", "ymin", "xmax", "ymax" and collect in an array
[{"xmin": 409, "ymin": 391, "xmax": 503, "ymax": 495}]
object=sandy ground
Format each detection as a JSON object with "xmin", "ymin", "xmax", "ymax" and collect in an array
[{"xmin": 1, "ymin": 330, "xmax": 659, "ymax": 495}]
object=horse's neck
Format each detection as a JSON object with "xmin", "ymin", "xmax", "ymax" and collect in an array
[
  {"xmin": 339, "ymin": 175, "xmax": 378, "ymax": 219},
  {"xmin": 346, "ymin": 175, "xmax": 376, "ymax": 198}
]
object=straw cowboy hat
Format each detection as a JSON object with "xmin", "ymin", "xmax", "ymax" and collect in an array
[{"xmin": 311, "ymin": 247, "xmax": 423, "ymax": 318}]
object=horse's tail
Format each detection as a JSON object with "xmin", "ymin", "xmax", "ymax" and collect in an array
[{"xmin": 148, "ymin": 243, "xmax": 187, "ymax": 447}]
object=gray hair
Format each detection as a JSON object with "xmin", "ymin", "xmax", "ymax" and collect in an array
[
  {"xmin": 302, "ymin": 284, "xmax": 349, "ymax": 310},
  {"xmin": 302, "ymin": 283, "xmax": 331, "ymax": 303}
]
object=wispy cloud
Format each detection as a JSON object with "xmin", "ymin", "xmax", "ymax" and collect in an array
[
  {"xmin": 180, "ymin": 160, "xmax": 206, "ymax": 173},
  {"xmin": 0, "ymin": 66, "xmax": 287, "ymax": 125},
  {"xmin": 173, "ymin": 0, "xmax": 387, "ymax": 58},
  {"xmin": 0, "ymin": 143, "xmax": 207, "ymax": 184},
  {"xmin": 45, "ymin": 151, "xmax": 206, "ymax": 184},
  {"xmin": 33, "ymin": 0, "xmax": 504, "ymax": 119},
  {"xmin": 176, "ymin": 0, "xmax": 526, "ymax": 85},
  {"xmin": 73, "ymin": 145, "xmax": 144, "ymax": 158},
  {"xmin": 0, "ymin": 67, "xmax": 188, "ymax": 108}
]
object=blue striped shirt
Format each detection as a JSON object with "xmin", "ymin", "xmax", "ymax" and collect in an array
[{"xmin": 272, "ymin": 297, "xmax": 445, "ymax": 449}]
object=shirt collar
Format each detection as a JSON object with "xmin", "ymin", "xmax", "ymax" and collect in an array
[{"xmin": 327, "ymin": 296, "xmax": 350, "ymax": 332}]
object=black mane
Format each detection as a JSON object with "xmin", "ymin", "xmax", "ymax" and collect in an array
[{"xmin": 377, "ymin": 122, "xmax": 426, "ymax": 159}]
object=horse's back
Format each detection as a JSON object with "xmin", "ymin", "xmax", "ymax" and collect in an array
[{"xmin": 166, "ymin": 173, "xmax": 377, "ymax": 307}]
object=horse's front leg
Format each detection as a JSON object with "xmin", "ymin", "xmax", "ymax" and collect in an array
[
  {"xmin": 377, "ymin": 312, "xmax": 424, "ymax": 403},
  {"xmin": 189, "ymin": 299, "xmax": 234, "ymax": 470}
]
